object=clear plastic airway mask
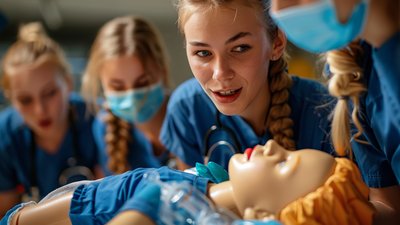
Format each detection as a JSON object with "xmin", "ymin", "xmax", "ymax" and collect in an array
[
  {"xmin": 143, "ymin": 170, "xmax": 239, "ymax": 225},
  {"xmin": 270, "ymin": 0, "xmax": 369, "ymax": 53}
]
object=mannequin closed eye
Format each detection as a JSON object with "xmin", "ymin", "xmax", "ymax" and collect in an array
[{"xmin": 229, "ymin": 140, "xmax": 335, "ymax": 216}]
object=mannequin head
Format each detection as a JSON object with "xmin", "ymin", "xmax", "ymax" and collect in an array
[
  {"xmin": 229, "ymin": 140, "xmax": 336, "ymax": 218},
  {"xmin": 207, "ymin": 140, "xmax": 374, "ymax": 224}
]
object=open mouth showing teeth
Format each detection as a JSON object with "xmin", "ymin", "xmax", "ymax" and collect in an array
[{"xmin": 217, "ymin": 88, "xmax": 241, "ymax": 96}]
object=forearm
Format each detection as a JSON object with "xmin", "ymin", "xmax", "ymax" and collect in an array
[
  {"xmin": 370, "ymin": 186, "xmax": 400, "ymax": 225},
  {"xmin": 371, "ymin": 200, "xmax": 400, "ymax": 225},
  {"xmin": 11, "ymin": 192, "xmax": 73, "ymax": 225},
  {"xmin": 106, "ymin": 211, "xmax": 156, "ymax": 225}
]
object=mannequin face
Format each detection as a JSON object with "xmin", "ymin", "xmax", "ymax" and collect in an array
[{"xmin": 229, "ymin": 140, "xmax": 336, "ymax": 219}]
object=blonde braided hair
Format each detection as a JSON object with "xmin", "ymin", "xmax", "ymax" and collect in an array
[
  {"xmin": 326, "ymin": 41, "xmax": 367, "ymax": 156},
  {"xmin": 176, "ymin": 0, "xmax": 295, "ymax": 150},
  {"xmin": 103, "ymin": 108, "xmax": 131, "ymax": 174}
]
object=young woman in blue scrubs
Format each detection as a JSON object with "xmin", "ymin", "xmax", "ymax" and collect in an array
[
  {"xmin": 81, "ymin": 16, "xmax": 169, "ymax": 175},
  {"xmin": 0, "ymin": 22, "xmax": 99, "ymax": 216},
  {"xmin": 270, "ymin": 0, "xmax": 400, "ymax": 224},
  {"xmin": 160, "ymin": 0, "xmax": 335, "ymax": 170}
]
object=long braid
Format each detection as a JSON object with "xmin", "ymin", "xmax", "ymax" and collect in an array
[
  {"xmin": 267, "ymin": 57, "xmax": 295, "ymax": 150},
  {"xmin": 103, "ymin": 108, "xmax": 131, "ymax": 174},
  {"xmin": 326, "ymin": 41, "xmax": 366, "ymax": 156}
]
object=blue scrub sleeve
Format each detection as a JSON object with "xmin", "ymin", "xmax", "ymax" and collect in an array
[
  {"xmin": 160, "ymin": 98, "xmax": 204, "ymax": 166},
  {"xmin": 0, "ymin": 111, "xmax": 21, "ymax": 192},
  {"xmin": 372, "ymin": 32, "xmax": 400, "ymax": 183},
  {"xmin": 0, "ymin": 202, "xmax": 36, "ymax": 225},
  {"xmin": 372, "ymin": 32, "xmax": 400, "ymax": 130},
  {"xmin": 0, "ymin": 145, "xmax": 17, "ymax": 191},
  {"xmin": 117, "ymin": 182, "xmax": 161, "ymax": 223},
  {"xmin": 69, "ymin": 167, "xmax": 209, "ymax": 225}
]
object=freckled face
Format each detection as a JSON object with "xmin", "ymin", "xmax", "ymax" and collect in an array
[
  {"xmin": 183, "ymin": 4, "xmax": 273, "ymax": 117},
  {"xmin": 9, "ymin": 62, "xmax": 71, "ymax": 137},
  {"xmin": 229, "ymin": 140, "xmax": 336, "ymax": 216}
]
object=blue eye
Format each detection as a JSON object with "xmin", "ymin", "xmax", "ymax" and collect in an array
[
  {"xmin": 195, "ymin": 50, "xmax": 212, "ymax": 57},
  {"xmin": 233, "ymin": 45, "xmax": 251, "ymax": 53}
]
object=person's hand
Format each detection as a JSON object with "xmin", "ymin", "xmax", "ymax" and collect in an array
[
  {"xmin": 117, "ymin": 182, "xmax": 162, "ymax": 223},
  {"xmin": 195, "ymin": 161, "xmax": 229, "ymax": 183},
  {"xmin": 232, "ymin": 219, "xmax": 283, "ymax": 225}
]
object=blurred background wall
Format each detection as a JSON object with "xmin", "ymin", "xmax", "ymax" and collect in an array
[{"xmin": 0, "ymin": 0, "xmax": 321, "ymax": 110}]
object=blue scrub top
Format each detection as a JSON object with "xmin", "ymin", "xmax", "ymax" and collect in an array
[
  {"xmin": 160, "ymin": 77, "xmax": 335, "ymax": 169},
  {"xmin": 92, "ymin": 110, "xmax": 161, "ymax": 176},
  {"xmin": 0, "ymin": 93, "xmax": 98, "ymax": 199},
  {"xmin": 352, "ymin": 32, "xmax": 400, "ymax": 187},
  {"xmin": 69, "ymin": 166, "xmax": 209, "ymax": 225}
]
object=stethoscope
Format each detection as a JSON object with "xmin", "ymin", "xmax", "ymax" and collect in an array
[
  {"xmin": 203, "ymin": 111, "xmax": 241, "ymax": 164},
  {"xmin": 27, "ymin": 107, "xmax": 94, "ymax": 201}
]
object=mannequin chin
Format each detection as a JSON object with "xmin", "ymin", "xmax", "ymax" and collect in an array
[{"xmin": 243, "ymin": 208, "xmax": 276, "ymax": 221}]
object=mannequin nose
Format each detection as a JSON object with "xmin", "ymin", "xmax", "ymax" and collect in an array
[{"xmin": 263, "ymin": 140, "xmax": 284, "ymax": 156}]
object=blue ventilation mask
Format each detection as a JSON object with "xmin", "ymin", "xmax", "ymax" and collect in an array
[
  {"xmin": 105, "ymin": 81, "xmax": 165, "ymax": 123},
  {"xmin": 270, "ymin": 0, "xmax": 369, "ymax": 53}
]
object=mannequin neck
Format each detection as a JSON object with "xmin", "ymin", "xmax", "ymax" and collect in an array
[{"xmin": 207, "ymin": 181, "xmax": 240, "ymax": 216}]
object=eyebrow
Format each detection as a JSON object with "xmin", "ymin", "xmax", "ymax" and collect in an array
[{"xmin": 188, "ymin": 32, "xmax": 252, "ymax": 47}]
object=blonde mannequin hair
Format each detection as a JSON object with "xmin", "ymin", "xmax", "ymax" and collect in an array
[
  {"xmin": 278, "ymin": 158, "xmax": 374, "ymax": 225},
  {"xmin": 1, "ymin": 22, "xmax": 72, "ymax": 96},
  {"xmin": 176, "ymin": 0, "xmax": 295, "ymax": 150},
  {"xmin": 81, "ymin": 16, "xmax": 170, "ymax": 173},
  {"xmin": 325, "ymin": 41, "xmax": 367, "ymax": 156}
]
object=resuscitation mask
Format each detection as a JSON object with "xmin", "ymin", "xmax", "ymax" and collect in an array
[
  {"xmin": 105, "ymin": 81, "xmax": 164, "ymax": 123},
  {"xmin": 270, "ymin": 0, "xmax": 369, "ymax": 53}
]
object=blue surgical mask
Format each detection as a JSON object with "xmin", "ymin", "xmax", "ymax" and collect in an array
[
  {"xmin": 105, "ymin": 81, "xmax": 165, "ymax": 123},
  {"xmin": 270, "ymin": 0, "xmax": 368, "ymax": 53}
]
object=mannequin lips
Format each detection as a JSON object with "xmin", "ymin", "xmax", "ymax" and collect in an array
[{"xmin": 244, "ymin": 147, "xmax": 254, "ymax": 160}]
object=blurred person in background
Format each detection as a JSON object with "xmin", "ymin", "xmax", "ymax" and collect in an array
[
  {"xmin": 81, "ymin": 16, "xmax": 171, "ymax": 175},
  {"xmin": 0, "ymin": 22, "xmax": 100, "ymax": 216},
  {"xmin": 270, "ymin": 0, "xmax": 400, "ymax": 224}
]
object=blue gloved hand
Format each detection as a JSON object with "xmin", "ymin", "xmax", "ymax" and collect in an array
[
  {"xmin": 196, "ymin": 161, "xmax": 229, "ymax": 183},
  {"xmin": 232, "ymin": 219, "xmax": 283, "ymax": 225},
  {"xmin": 118, "ymin": 182, "xmax": 162, "ymax": 223}
]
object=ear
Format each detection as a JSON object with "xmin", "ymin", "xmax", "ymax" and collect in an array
[{"xmin": 270, "ymin": 29, "xmax": 287, "ymax": 61}]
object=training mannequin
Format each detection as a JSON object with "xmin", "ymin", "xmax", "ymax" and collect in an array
[{"xmin": 2, "ymin": 141, "xmax": 374, "ymax": 225}]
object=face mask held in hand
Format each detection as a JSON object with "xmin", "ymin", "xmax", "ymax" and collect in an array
[
  {"xmin": 270, "ymin": 0, "xmax": 369, "ymax": 53},
  {"xmin": 105, "ymin": 81, "xmax": 164, "ymax": 123}
]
